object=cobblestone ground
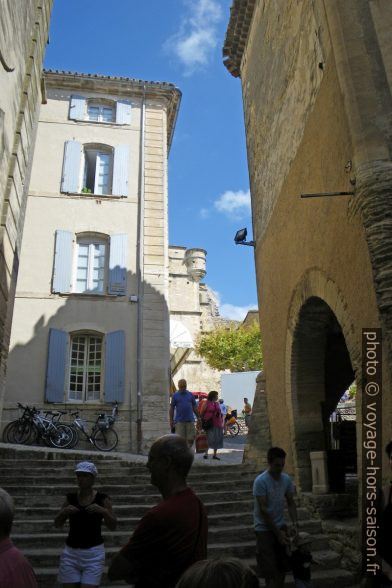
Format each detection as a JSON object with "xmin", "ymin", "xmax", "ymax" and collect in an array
[{"xmin": 193, "ymin": 433, "xmax": 246, "ymax": 466}]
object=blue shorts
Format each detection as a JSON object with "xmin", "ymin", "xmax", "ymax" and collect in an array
[{"xmin": 58, "ymin": 544, "xmax": 105, "ymax": 585}]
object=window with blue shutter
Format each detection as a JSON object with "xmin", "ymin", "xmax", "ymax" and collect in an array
[
  {"xmin": 69, "ymin": 95, "xmax": 86, "ymax": 120},
  {"xmin": 45, "ymin": 329, "xmax": 67, "ymax": 403},
  {"xmin": 52, "ymin": 230, "xmax": 73, "ymax": 293},
  {"xmin": 116, "ymin": 100, "xmax": 132, "ymax": 125},
  {"xmin": 112, "ymin": 145, "xmax": 129, "ymax": 197},
  {"xmin": 108, "ymin": 234, "xmax": 127, "ymax": 295},
  {"xmin": 104, "ymin": 331, "xmax": 125, "ymax": 403},
  {"xmin": 61, "ymin": 141, "xmax": 82, "ymax": 193}
]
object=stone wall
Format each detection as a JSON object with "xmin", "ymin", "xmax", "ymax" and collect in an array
[
  {"xmin": 169, "ymin": 246, "xmax": 223, "ymax": 393},
  {"xmin": 223, "ymin": 0, "xmax": 392, "ymax": 486},
  {"xmin": 0, "ymin": 0, "xmax": 52, "ymax": 420}
]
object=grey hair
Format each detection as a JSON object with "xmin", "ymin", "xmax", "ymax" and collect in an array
[
  {"xmin": 152, "ymin": 434, "xmax": 194, "ymax": 477},
  {"xmin": 0, "ymin": 487, "xmax": 14, "ymax": 537},
  {"xmin": 175, "ymin": 558, "xmax": 259, "ymax": 588}
]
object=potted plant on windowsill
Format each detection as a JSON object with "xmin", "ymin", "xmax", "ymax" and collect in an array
[{"xmin": 81, "ymin": 187, "xmax": 92, "ymax": 193}]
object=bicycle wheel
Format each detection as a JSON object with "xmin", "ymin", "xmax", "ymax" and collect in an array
[
  {"xmin": 2, "ymin": 421, "xmax": 18, "ymax": 443},
  {"xmin": 49, "ymin": 424, "xmax": 74, "ymax": 448},
  {"xmin": 65, "ymin": 425, "xmax": 80, "ymax": 449},
  {"xmin": 8, "ymin": 420, "xmax": 36, "ymax": 444},
  {"xmin": 93, "ymin": 427, "xmax": 118, "ymax": 451},
  {"xmin": 227, "ymin": 421, "xmax": 240, "ymax": 436}
]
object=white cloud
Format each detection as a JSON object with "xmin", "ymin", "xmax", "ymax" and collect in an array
[
  {"xmin": 213, "ymin": 290, "xmax": 257, "ymax": 321},
  {"xmin": 220, "ymin": 303, "xmax": 258, "ymax": 321},
  {"xmin": 164, "ymin": 0, "xmax": 223, "ymax": 75},
  {"xmin": 199, "ymin": 207, "xmax": 210, "ymax": 219},
  {"xmin": 214, "ymin": 189, "xmax": 251, "ymax": 217}
]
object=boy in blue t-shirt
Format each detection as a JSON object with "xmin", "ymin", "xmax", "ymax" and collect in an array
[{"xmin": 253, "ymin": 447, "xmax": 298, "ymax": 588}]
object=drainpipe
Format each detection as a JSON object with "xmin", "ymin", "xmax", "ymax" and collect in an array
[{"xmin": 136, "ymin": 85, "xmax": 146, "ymax": 453}]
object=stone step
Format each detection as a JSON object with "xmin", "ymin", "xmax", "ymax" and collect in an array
[
  {"xmin": 12, "ymin": 527, "xmax": 332, "ymax": 553},
  {"xmin": 0, "ymin": 446, "xmax": 355, "ymax": 587},
  {"xmin": 2, "ymin": 487, "xmax": 255, "ymax": 505},
  {"xmin": 0, "ymin": 475, "xmax": 257, "ymax": 492},
  {"xmin": 33, "ymin": 562, "xmax": 357, "ymax": 588},
  {"xmin": 13, "ymin": 499, "xmax": 253, "ymax": 515},
  {"xmin": 0, "ymin": 464, "xmax": 257, "ymax": 477},
  {"xmin": 12, "ymin": 514, "xmax": 324, "ymax": 535},
  {"xmin": 16, "ymin": 542, "xmax": 341, "ymax": 569}
]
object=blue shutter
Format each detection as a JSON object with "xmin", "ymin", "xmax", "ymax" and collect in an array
[
  {"xmin": 61, "ymin": 141, "xmax": 81, "ymax": 193},
  {"xmin": 112, "ymin": 144, "xmax": 129, "ymax": 197},
  {"xmin": 69, "ymin": 95, "xmax": 86, "ymax": 120},
  {"xmin": 45, "ymin": 329, "xmax": 67, "ymax": 403},
  {"xmin": 52, "ymin": 230, "xmax": 73, "ymax": 293},
  {"xmin": 105, "ymin": 331, "xmax": 125, "ymax": 402},
  {"xmin": 108, "ymin": 234, "xmax": 127, "ymax": 295},
  {"xmin": 116, "ymin": 100, "xmax": 132, "ymax": 124}
]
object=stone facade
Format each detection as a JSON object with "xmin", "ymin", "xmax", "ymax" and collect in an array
[
  {"xmin": 0, "ymin": 0, "xmax": 52, "ymax": 420},
  {"xmin": 2, "ymin": 70, "xmax": 181, "ymax": 453},
  {"xmin": 169, "ymin": 245, "xmax": 222, "ymax": 392},
  {"xmin": 223, "ymin": 0, "xmax": 392, "ymax": 494}
]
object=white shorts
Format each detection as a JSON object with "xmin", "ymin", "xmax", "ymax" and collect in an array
[{"xmin": 58, "ymin": 543, "xmax": 105, "ymax": 585}]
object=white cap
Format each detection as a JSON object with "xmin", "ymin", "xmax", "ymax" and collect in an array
[{"xmin": 74, "ymin": 461, "xmax": 97, "ymax": 476}]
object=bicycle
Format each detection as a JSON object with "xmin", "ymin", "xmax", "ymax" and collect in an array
[
  {"xmin": 66, "ymin": 403, "xmax": 119, "ymax": 451},
  {"xmin": 224, "ymin": 410, "xmax": 241, "ymax": 436},
  {"xmin": 3, "ymin": 403, "xmax": 74, "ymax": 448}
]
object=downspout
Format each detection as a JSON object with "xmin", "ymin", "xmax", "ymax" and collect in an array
[{"xmin": 136, "ymin": 85, "xmax": 146, "ymax": 453}]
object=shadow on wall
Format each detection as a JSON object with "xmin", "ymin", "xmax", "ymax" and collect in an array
[{"xmin": 1, "ymin": 268, "xmax": 170, "ymax": 453}]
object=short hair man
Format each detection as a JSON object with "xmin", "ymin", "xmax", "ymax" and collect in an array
[
  {"xmin": 0, "ymin": 487, "xmax": 38, "ymax": 587},
  {"xmin": 169, "ymin": 379, "xmax": 200, "ymax": 447},
  {"xmin": 253, "ymin": 447, "xmax": 298, "ymax": 588},
  {"xmin": 108, "ymin": 435, "xmax": 208, "ymax": 588}
]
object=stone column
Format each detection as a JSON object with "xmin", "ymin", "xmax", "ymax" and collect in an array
[{"xmin": 243, "ymin": 371, "xmax": 271, "ymax": 469}]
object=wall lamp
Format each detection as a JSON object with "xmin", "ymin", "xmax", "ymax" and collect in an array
[{"xmin": 234, "ymin": 228, "xmax": 255, "ymax": 247}]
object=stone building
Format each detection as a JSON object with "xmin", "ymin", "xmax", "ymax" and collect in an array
[
  {"xmin": 2, "ymin": 70, "xmax": 181, "ymax": 452},
  {"xmin": 0, "ymin": 1, "xmax": 52, "ymax": 419},
  {"xmin": 169, "ymin": 246, "xmax": 222, "ymax": 392},
  {"xmin": 223, "ymin": 0, "xmax": 392, "ymax": 493}
]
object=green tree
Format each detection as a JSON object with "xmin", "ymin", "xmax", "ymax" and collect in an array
[{"xmin": 195, "ymin": 322, "xmax": 263, "ymax": 372}]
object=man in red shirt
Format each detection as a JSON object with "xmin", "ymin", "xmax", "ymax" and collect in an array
[
  {"xmin": 108, "ymin": 434, "xmax": 208, "ymax": 588},
  {"xmin": 0, "ymin": 487, "xmax": 38, "ymax": 588}
]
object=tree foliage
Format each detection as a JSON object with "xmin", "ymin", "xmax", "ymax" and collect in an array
[{"xmin": 195, "ymin": 322, "xmax": 263, "ymax": 372}]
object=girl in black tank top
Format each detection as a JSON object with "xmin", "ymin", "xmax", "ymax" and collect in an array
[{"xmin": 54, "ymin": 461, "xmax": 117, "ymax": 587}]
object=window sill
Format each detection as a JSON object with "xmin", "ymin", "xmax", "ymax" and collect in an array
[
  {"xmin": 55, "ymin": 292, "xmax": 126, "ymax": 299},
  {"xmin": 61, "ymin": 191, "xmax": 125, "ymax": 199},
  {"xmin": 69, "ymin": 118, "xmax": 129, "ymax": 127}
]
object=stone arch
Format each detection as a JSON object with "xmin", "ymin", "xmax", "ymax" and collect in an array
[{"xmin": 285, "ymin": 268, "xmax": 360, "ymax": 491}]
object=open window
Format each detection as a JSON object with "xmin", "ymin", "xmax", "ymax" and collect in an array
[
  {"xmin": 83, "ymin": 145, "xmax": 113, "ymax": 195},
  {"xmin": 61, "ymin": 141, "xmax": 129, "ymax": 197}
]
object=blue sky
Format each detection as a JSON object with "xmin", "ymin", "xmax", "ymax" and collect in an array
[{"xmin": 44, "ymin": 0, "xmax": 257, "ymax": 320}]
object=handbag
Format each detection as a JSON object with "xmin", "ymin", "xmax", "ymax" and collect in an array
[{"xmin": 201, "ymin": 418, "xmax": 213, "ymax": 431}]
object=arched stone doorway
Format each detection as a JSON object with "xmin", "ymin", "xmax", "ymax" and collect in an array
[
  {"xmin": 285, "ymin": 269, "xmax": 361, "ymax": 494},
  {"xmin": 289, "ymin": 296, "xmax": 355, "ymax": 491}
]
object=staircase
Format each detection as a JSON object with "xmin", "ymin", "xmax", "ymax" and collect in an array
[{"xmin": 0, "ymin": 444, "xmax": 358, "ymax": 587}]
